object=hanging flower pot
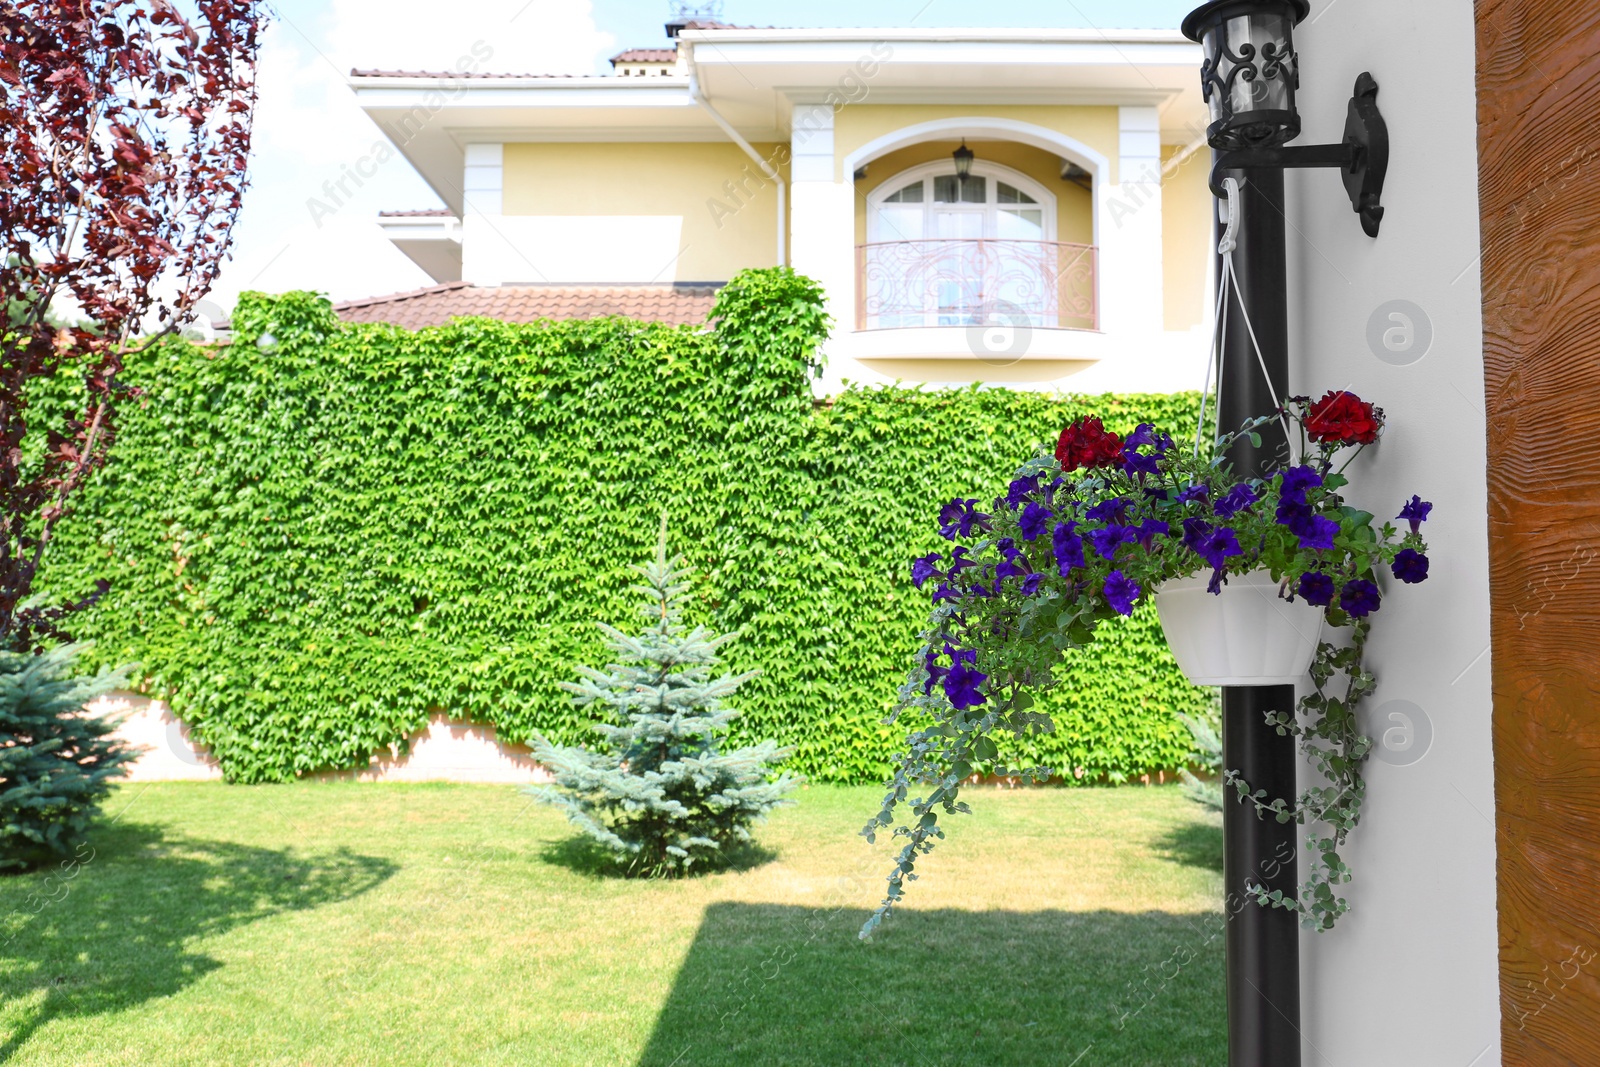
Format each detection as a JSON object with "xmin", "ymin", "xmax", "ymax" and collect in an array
[
  {"xmin": 1154, "ymin": 569, "xmax": 1324, "ymax": 686},
  {"xmin": 864, "ymin": 391, "xmax": 1438, "ymax": 939}
]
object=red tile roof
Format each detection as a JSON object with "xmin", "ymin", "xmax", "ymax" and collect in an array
[
  {"xmin": 610, "ymin": 48, "xmax": 678, "ymax": 64},
  {"xmin": 333, "ymin": 282, "xmax": 723, "ymax": 330}
]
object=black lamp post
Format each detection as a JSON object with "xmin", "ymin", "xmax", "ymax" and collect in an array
[
  {"xmin": 952, "ymin": 139, "xmax": 975, "ymax": 183},
  {"xmin": 1180, "ymin": 4, "xmax": 1389, "ymax": 1066},
  {"xmin": 1183, "ymin": 0, "xmax": 1389, "ymax": 236}
]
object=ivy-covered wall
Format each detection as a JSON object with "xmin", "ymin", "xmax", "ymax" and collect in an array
[{"xmin": 40, "ymin": 269, "xmax": 1212, "ymax": 783}]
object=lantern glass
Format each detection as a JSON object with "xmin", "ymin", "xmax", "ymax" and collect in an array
[
  {"xmin": 1184, "ymin": 1, "xmax": 1307, "ymax": 150},
  {"xmin": 953, "ymin": 141, "xmax": 975, "ymax": 181}
]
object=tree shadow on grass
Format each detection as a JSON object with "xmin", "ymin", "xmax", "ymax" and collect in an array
[
  {"xmin": 635, "ymin": 904, "xmax": 1225, "ymax": 1067},
  {"xmin": 0, "ymin": 822, "xmax": 395, "ymax": 1060},
  {"xmin": 538, "ymin": 834, "xmax": 778, "ymax": 881},
  {"xmin": 1153, "ymin": 816, "xmax": 1225, "ymax": 874}
]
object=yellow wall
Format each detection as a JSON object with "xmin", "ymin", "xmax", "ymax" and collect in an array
[
  {"xmin": 498, "ymin": 123, "xmax": 1209, "ymax": 332},
  {"xmin": 1161, "ymin": 143, "xmax": 1212, "ymax": 332},
  {"xmin": 501, "ymin": 142, "xmax": 786, "ymax": 282},
  {"xmin": 833, "ymin": 105, "xmax": 1122, "ymax": 184},
  {"xmin": 852, "ymin": 140, "xmax": 1093, "ymax": 246}
]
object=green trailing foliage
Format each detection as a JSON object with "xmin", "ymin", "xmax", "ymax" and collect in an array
[
  {"xmin": 0, "ymin": 642, "xmax": 133, "ymax": 871},
  {"xmin": 35, "ymin": 267, "xmax": 1213, "ymax": 784},
  {"xmin": 529, "ymin": 524, "xmax": 798, "ymax": 876},
  {"xmin": 1230, "ymin": 621, "xmax": 1375, "ymax": 931}
]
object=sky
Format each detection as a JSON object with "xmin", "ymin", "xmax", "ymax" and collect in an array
[{"xmin": 204, "ymin": 0, "xmax": 1196, "ymax": 317}]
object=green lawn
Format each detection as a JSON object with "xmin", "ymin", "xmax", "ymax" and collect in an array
[{"xmin": 0, "ymin": 782, "xmax": 1225, "ymax": 1066}]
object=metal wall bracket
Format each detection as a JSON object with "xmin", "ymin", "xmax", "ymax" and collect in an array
[{"xmin": 1209, "ymin": 72, "xmax": 1389, "ymax": 237}]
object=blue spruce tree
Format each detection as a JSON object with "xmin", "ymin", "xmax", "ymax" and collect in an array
[
  {"xmin": 529, "ymin": 528, "xmax": 799, "ymax": 876},
  {"xmin": 0, "ymin": 644, "xmax": 133, "ymax": 871}
]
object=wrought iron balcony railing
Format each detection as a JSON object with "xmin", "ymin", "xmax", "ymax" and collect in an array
[{"xmin": 855, "ymin": 239, "xmax": 1097, "ymax": 332}]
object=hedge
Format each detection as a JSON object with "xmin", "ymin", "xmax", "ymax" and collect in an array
[{"xmin": 37, "ymin": 268, "xmax": 1212, "ymax": 783}]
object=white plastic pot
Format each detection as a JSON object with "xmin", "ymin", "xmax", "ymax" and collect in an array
[{"xmin": 1153, "ymin": 569, "xmax": 1324, "ymax": 686}]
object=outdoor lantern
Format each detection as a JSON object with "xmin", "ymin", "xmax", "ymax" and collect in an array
[
  {"xmin": 1182, "ymin": 0, "xmax": 1309, "ymax": 151},
  {"xmin": 952, "ymin": 140, "xmax": 974, "ymax": 183},
  {"xmin": 1182, "ymin": 0, "xmax": 1390, "ymax": 236}
]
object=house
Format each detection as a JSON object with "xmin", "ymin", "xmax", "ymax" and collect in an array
[{"xmin": 343, "ymin": 19, "xmax": 1216, "ymax": 394}]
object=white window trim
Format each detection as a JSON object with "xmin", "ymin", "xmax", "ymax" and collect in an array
[{"xmin": 865, "ymin": 159, "xmax": 1057, "ymax": 244}]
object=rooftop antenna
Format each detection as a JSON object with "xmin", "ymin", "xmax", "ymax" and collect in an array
[
  {"xmin": 666, "ymin": 1, "xmax": 724, "ymax": 37},
  {"xmin": 671, "ymin": 1, "xmax": 724, "ymax": 17}
]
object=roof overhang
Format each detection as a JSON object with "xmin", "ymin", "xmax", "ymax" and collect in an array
[
  {"xmin": 376, "ymin": 215, "xmax": 462, "ymax": 284},
  {"xmin": 350, "ymin": 29, "xmax": 1205, "ymax": 214}
]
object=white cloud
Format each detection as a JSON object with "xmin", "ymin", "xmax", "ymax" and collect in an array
[{"xmin": 206, "ymin": 0, "xmax": 615, "ymax": 313}]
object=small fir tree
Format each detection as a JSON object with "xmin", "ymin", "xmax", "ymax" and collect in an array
[
  {"xmin": 0, "ymin": 643, "xmax": 133, "ymax": 872},
  {"xmin": 529, "ymin": 530, "xmax": 799, "ymax": 876}
]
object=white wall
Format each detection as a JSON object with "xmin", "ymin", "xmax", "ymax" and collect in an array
[
  {"xmin": 95, "ymin": 693, "xmax": 552, "ymax": 785},
  {"xmin": 1287, "ymin": 2, "xmax": 1499, "ymax": 1063}
]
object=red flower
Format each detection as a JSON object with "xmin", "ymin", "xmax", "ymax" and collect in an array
[
  {"xmin": 1055, "ymin": 417, "xmax": 1125, "ymax": 472},
  {"xmin": 1304, "ymin": 391, "xmax": 1382, "ymax": 446}
]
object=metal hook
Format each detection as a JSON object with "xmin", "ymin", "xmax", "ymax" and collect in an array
[{"xmin": 1218, "ymin": 176, "xmax": 1241, "ymax": 255}]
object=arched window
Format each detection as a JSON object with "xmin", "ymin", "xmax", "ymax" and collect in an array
[
  {"xmin": 863, "ymin": 161, "xmax": 1085, "ymax": 330},
  {"xmin": 866, "ymin": 161, "xmax": 1055, "ymax": 244}
]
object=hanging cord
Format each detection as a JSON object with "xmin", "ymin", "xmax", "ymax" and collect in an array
[
  {"xmin": 1194, "ymin": 242, "xmax": 1230, "ymax": 457},
  {"xmin": 1194, "ymin": 180, "xmax": 1238, "ymax": 457},
  {"xmin": 1195, "ymin": 176, "xmax": 1297, "ymax": 464}
]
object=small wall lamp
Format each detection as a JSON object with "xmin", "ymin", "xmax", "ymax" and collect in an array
[
  {"xmin": 952, "ymin": 140, "xmax": 975, "ymax": 183},
  {"xmin": 1182, "ymin": 0, "xmax": 1389, "ymax": 236}
]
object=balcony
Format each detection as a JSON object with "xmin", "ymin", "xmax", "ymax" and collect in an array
[{"xmin": 855, "ymin": 239, "xmax": 1098, "ymax": 333}]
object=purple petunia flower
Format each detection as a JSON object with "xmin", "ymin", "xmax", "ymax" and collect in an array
[
  {"xmin": 1053, "ymin": 521, "xmax": 1086, "ymax": 574},
  {"xmin": 937, "ymin": 499, "xmax": 967, "ymax": 538},
  {"xmin": 946, "ymin": 545, "xmax": 978, "ymax": 576},
  {"xmin": 922, "ymin": 648, "xmax": 948, "ymax": 695},
  {"xmin": 1103, "ymin": 570, "xmax": 1141, "ymax": 616},
  {"xmin": 1122, "ymin": 450, "xmax": 1161, "ymax": 479},
  {"xmin": 1397, "ymin": 495, "xmax": 1433, "ymax": 535},
  {"xmin": 1020, "ymin": 572, "xmax": 1045, "ymax": 597},
  {"xmin": 1125, "ymin": 424, "xmax": 1156, "ymax": 450},
  {"xmin": 996, "ymin": 554, "xmax": 1029, "ymax": 581},
  {"xmin": 1392, "ymin": 548, "xmax": 1429, "ymax": 584},
  {"xmin": 1135, "ymin": 518, "xmax": 1170, "ymax": 550},
  {"xmin": 931, "ymin": 583, "xmax": 961, "ymax": 604},
  {"xmin": 1087, "ymin": 525, "xmax": 1138, "ymax": 560},
  {"xmin": 1213, "ymin": 484, "xmax": 1260, "ymax": 519},
  {"xmin": 1086, "ymin": 497, "xmax": 1132, "ymax": 524},
  {"xmin": 942, "ymin": 647, "xmax": 988, "ymax": 709},
  {"xmin": 1178, "ymin": 483, "xmax": 1210, "ymax": 504},
  {"xmin": 1019, "ymin": 501, "xmax": 1054, "ymax": 541},
  {"xmin": 1339, "ymin": 578, "xmax": 1381, "ymax": 617},
  {"xmin": 1298, "ymin": 571, "xmax": 1335, "ymax": 606},
  {"xmin": 939, "ymin": 498, "xmax": 990, "ymax": 540},
  {"xmin": 1180, "ymin": 516, "xmax": 1213, "ymax": 554},
  {"xmin": 1289, "ymin": 513, "xmax": 1340, "ymax": 552},
  {"xmin": 911, "ymin": 553, "xmax": 942, "ymax": 590},
  {"xmin": 1006, "ymin": 474, "xmax": 1044, "ymax": 509},
  {"xmin": 1280, "ymin": 465, "xmax": 1324, "ymax": 497},
  {"xmin": 1197, "ymin": 526, "xmax": 1243, "ymax": 570}
]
